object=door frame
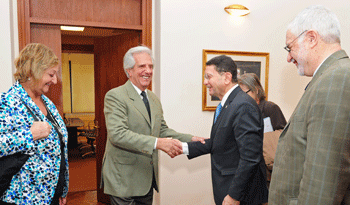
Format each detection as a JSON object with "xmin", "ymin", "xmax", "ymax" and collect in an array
[{"xmin": 17, "ymin": 0, "xmax": 152, "ymax": 50}]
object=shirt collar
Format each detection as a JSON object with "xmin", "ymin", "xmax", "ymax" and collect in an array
[
  {"xmin": 313, "ymin": 53, "xmax": 332, "ymax": 77},
  {"xmin": 220, "ymin": 84, "xmax": 239, "ymax": 106},
  {"xmin": 130, "ymin": 82, "xmax": 147, "ymax": 98}
]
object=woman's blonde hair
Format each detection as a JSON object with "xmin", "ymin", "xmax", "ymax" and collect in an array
[
  {"xmin": 238, "ymin": 73, "xmax": 266, "ymax": 101},
  {"xmin": 14, "ymin": 43, "xmax": 59, "ymax": 83}
]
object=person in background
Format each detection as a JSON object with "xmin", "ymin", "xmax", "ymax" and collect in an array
[
  {"xmin": 0, "ymin": 43, "xmax": 68, "ymax": 205},
  {"xmin": 101, "ymin": 45, "xmax": 204, "ymax": 205},
  {"xmin": 183, "ymin": 55, "xmax": 268, "ymax": 205},
  {"xmin": 239, "ymin": 73, "xmax": 287, "ymax": 131},
  {"xmin": 269, "ymin": 5, "xmax": 350, "ymax": 204},
  {"xmin": 239, "ymin": 73, "xmax": 287, "ymax": 187}
]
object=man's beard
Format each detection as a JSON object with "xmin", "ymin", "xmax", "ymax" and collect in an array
[{"xmin": 296, "ymin": 43, "xmax": 308, "ymax": 76}]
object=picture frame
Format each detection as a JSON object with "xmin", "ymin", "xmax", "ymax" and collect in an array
[{"xmin": 202, "ymin": 49, "xmax": 270, "ymax": 111}]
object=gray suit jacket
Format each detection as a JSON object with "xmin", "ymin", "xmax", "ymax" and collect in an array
[
  {"xmin": 269, "ymin": 50, "xmax": 350, "ymax": 204},
  {"xmin": 101, "ymin": 80, "xmax": 192, "ymax": 198}
]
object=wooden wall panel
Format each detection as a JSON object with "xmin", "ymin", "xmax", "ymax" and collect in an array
[
  {"xmin": 30, "ymin": 24, "xmax": 63, "ymax": 116},
  {"xmin": 61, "ymin": 35, "xmax": 95, "ymax": 45},
  {"xmin": 17, "ymin": 0, "xmax": 30, "ymax": 50},
  {"xmin": 143, "ymin": 0, "xmax": 152, "ymax": 48},
  {"xmin": 29, "ymin": 0, "xmax": 142, "ymax": 25}
]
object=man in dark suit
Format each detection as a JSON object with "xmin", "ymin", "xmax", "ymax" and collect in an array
[{"xmin": 183, "ymin": 55, "xmax": 269, "ymax": 205}]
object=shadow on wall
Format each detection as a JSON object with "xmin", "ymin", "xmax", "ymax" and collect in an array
[{"xmin": 279, "ymin": 64, "xmax": 309, "ymax": 113}]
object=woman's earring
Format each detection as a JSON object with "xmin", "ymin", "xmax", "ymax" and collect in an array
[{"xmin": 28, "ymin": 77, "xmax": 31, "ymax": 81}]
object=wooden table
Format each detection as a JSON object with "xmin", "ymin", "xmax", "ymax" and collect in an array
[{"xmin": 66, "ymin": 118, "xmax": 84, "ymax": 148}]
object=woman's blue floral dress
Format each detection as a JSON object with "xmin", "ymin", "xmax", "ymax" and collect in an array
[{"xmin": 0, "ymin": 81, "xmax": 69, "ymax": 204}]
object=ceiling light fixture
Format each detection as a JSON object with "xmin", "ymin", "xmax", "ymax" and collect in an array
[
  {"xmin": 224, "ymin": 4, "xmax": 250, "ymax": 17},
  {"xmin": 60, "ymin": 26, "xmax": 85, "ymax": 31}
]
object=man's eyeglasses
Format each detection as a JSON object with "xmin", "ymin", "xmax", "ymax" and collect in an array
[
  {"xmin": 284, "ymin": 30, "xmax": 308, "ymax": 52},
  {"xmin": 245, "ymin": 89, "xmax": 251, "ymax": 94}
]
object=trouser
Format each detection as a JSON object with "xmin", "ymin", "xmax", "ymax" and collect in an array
[
  {"xmin": 110, "ymin": 188, "xmax": 153, "ymax": 205},
  {"xmin": 110, "ymin": 171, "xmax": 157, "ymax": 205}
]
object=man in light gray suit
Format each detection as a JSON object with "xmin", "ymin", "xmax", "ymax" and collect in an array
[
  {"xmin": 269, "ymin": 5, "xmax": 350, "ymax": 205},
  {"xmin": 101, "ymin": 46, "xmax": 204, "ymax": 205}
]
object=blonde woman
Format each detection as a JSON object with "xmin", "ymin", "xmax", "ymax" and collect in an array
[{"xmin": 0, "ymin": 43, "xmax": 68, "ymax": 205}]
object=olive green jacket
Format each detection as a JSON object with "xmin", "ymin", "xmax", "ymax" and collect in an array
[{"xmin": 101, "ymin": 80, "xmax": 192, "ymax": 198}]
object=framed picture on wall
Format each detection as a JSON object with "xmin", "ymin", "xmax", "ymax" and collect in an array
[{"xmin": 202, "ymin": 49, "xmax": 270, "ymax": 111}]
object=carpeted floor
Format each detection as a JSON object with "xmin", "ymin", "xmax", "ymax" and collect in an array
[{"xmin": 68, "ymin": 146, "xmax": 97, "ymax": 192}]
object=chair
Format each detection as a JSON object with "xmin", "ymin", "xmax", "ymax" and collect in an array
[{"xmin": 78, "ymin": 120, "xmax": 98, "ymax": 158}]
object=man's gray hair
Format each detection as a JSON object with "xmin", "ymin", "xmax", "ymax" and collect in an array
[
  {"xmin": 123, "ymin": 46, "xmax": 153, "ymax": 78},
  {"xmin": 287, "ymin": 5, "xmax": 341, "ymax": 44}
]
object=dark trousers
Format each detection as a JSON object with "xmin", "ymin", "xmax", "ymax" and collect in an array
[
  {"xmin": 50, "ymin": 195, "xmax": 60, "ymax": 205},
  {"xmin": 110, "ymin": 188, "xmax": 153, "ymax": 205},
  {"xmin": 240, "ymin": 202, "xmax": 266, "ymax": 205}
]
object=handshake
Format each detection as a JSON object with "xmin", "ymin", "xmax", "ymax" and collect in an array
[{"xmin": 156, "ymin": 136, "xmax": 206, "ymax": 158}]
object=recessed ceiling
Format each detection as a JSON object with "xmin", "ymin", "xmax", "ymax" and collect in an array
[{"xmin": 61, "ymin": 27, "xmax": 127, "ymax": 37}]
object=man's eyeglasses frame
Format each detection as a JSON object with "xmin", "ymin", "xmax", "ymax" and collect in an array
[{"xmin": 284, "ymin": 30, "xmax": 308, "ymax": 52}]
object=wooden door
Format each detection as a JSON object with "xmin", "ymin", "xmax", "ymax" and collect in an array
[
  {"xmin": 18, "ymin": 0, "xmax": 152, "ymax": 117},
  {"xmin": 94, "ymin": 31, "xmax": 141, "ymax": 203},
  {"xmin": 30, "ymin": 24, "xmax": 63, "ymax": 115}
]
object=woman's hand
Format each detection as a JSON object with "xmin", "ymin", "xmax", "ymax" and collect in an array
[
  {"xmin": 30, "ymin": 121, "xmax": 51, "ymax": 140},
  {"xmin": 59, "ymin": 197, "xmax": 67, "ymax": 205}
]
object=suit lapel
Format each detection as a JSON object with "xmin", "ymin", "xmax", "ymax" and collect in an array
[
  {"xmin": 280, "ymin": 50, "xmax": 349, "ymax": 139},
  {"xmin": 125, "ymin": 81, "xmax": 152, "ymax": 126},
  {"xmin": 148, "ymin": 94, "xmax": 157, "ymax": 129},
  {"xmin": 211, "ymin": 86, "xmax": 241, "ymax": 137},
  {"xmin": 306, "ymin": 50, "xmax": 348, "ymax": 92}
]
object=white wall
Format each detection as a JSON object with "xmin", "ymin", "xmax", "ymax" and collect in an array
[
  {"xmin": 2, "ymin": 0, "xmax": 350, "ymax": 204},
  {"xmin": 0, "ymin": 0, "xmax": 18, "ymax": 92},
  {"xmin": 155, "ymin": 0, "xmax": 350, "ymax": 204}
]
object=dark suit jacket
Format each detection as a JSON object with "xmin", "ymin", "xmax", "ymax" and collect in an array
[{"xmin": 188, "ymin": 86, "xmax": 269, "ymax": 205}]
